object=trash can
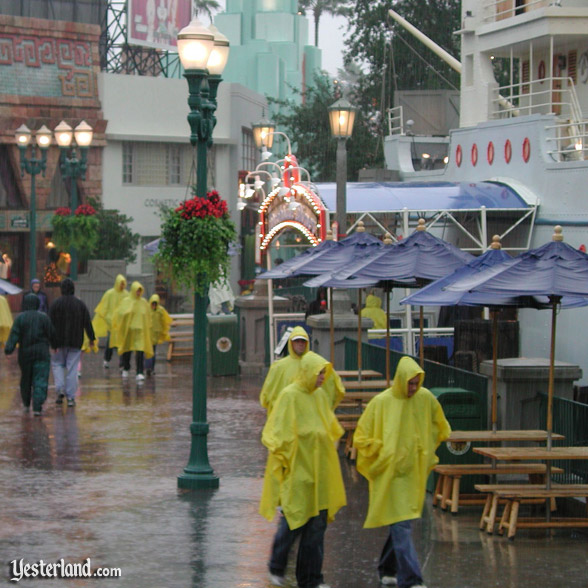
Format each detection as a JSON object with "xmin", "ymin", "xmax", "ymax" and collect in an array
[
  {"xmin": 428, "ymin": 387, "xmax": 486, "ymax": 493},
  {"xmin": 207, "ymin": 314, "xmax": 239, "ymax": 376}
]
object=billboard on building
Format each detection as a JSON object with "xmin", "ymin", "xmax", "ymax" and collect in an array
[{"xmin": 128, "ymin": 0, "xmax": 191, "ymax": 51}]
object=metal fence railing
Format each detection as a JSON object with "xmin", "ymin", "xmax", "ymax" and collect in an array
[{"xmin": 539, "ymin": 393, "xmax": 588, "ymax": 484}]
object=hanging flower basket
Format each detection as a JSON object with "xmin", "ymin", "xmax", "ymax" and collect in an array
[
  {"xmin": 155, "ymin": 190, "xmax": 236, "ymax": 296},
  {"xmin": 51, "ymin": 204, "xmax": 99, "ymax": 260}
]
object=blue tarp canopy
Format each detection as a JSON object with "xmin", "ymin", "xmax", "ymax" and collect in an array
[{"xmin": 314, "ymin": 181, "xmax": 530, "ymax": 213}]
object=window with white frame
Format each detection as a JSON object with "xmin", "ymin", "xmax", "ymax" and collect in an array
[
  {"xmin": 241, "ymin": 127, "xmax": 257, "ymax": 172},
  {"xmin": 122, "ymin": 142, "xmax": 134, "ymax": 184}
]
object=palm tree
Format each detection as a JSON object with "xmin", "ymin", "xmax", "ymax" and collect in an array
[
  {"xmin": 192, "ymin": 0, "xmax": 221, "ymax": 23},
  {"xmin": 298, "ymin": 0, "xmax": 351, "ymax": 47}
]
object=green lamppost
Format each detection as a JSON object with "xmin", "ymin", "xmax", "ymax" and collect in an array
[
  {"xmin": 328, "ymin": 98, "xmax": 356, "ymax": 237},
  {"xmin": 15, "ymin": 124, "xmax": 52, "ymax": 284},
  {"xmin": 54, "ymin": 120, "xmax": 94, "ymax": 281},
  {"xmin": 176, "ymin": 19, "xmax": 230, "ymax": 490}
]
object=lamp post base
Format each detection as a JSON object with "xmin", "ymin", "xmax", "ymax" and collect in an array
[{"xmin": 177, "ymin": 471, "xmax": 220, "ymax": 490}]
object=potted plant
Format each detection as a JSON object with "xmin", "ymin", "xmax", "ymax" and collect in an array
[{"xmin": 51, "ymin": 204, "xmax": 99, "ymax": 260}]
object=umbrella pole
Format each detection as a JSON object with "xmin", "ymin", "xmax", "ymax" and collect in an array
[
  {"xmin": 492, "ymin": 310, "xmax": 498, "ymax": 431},
  {"xmin": 267, "ymin": 254, "xmax": 275, "ymax": 363},
  {"xmin": 547, "ymin": 299, "xmax": 558, "ymax": 452},
  {"xmin": 329, "ymin": 288, "xmax": 335, "ymax": 366},
  {"xmin": 419, "ymin": 306, "xmax": 424, "ymax": 368},
  {"xmin": 357, "ymin": 288, "xmax": 362, "ymax": 382},
  {"xmin": 386, "ymin": 288, "xmax": 391, "ymax": 386}
]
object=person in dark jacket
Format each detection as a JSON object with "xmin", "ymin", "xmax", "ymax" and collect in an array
[
  {"xmin": 21, "ymin": 278, "xmax": 49, "ymax": 314},
  {"xmin": 49, "ymin": 278, "xmax": 95, "ymax": 407},
  {"xmin": 5, "ymin": 293, "xmax": 55, "ymax": 415},
  {"xmin": 305, "ymin": 287, "xmax": 328, "ymax": 319}
]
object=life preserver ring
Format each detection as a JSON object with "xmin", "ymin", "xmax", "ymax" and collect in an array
[
  {"xmin": 504, "ymin": 139, "xmax": 512, "ymax": 164},
  {"xmin": 522, "ymin": 137, "xmax": 531, "ymax": 163},
  {"xmin": 487, "ymin": 141, "xmax": 494, "ymax": 165},
  {"xmin": 456, "ymin": 144, "xmax": 462, "ymax": 167},
  {"xmin": 471, "ymin": 143, "xmax": 478, "ymax": 166}
]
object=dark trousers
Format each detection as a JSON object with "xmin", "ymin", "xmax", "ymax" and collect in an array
[
  {"xmin": 121, "ymin": 351, "xmax": 144, "ymax": 374},
  {"xmin": 144, "ymin": 345, "xmax": 157, "ymax": 372},
  {"xmin": 19, "ymin": 359, "xmax": 50, "ymax": 411},
  {"xmin": 104, "ymin": 333, "xmax": 116, "ymax": 362},
  {"xmin": 378, "ymin": 520, "xmax": 423, "ymax": 588},
  {"xmin": 269, "ymin": 510, "xmax": 327, "ymax": 588}
]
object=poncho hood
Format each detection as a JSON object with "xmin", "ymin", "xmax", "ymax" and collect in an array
[
  {"xmin": 22, "ymin": 293, "xmax": 40, "ymax": 311},
  {"xmin": 391, "ymin": 356, "xmax": 425, "ymax": 399},
  {"xmin": 60, "ymin": 278, "xmax": 75, "ymax": 296},
  {"xmin": 365, "ymin": 294, "xmax": 382, "ymax": 309},
  {"xmin": 295, "ymin": 351, "xmax": 332, "ymax": 394},
  {"xmin": 287, "ymin": 325, "xmax": 309, "ymax": 358},
  {"xmin": 130, "ymin": 281, "xmax": 144, "ymax": 297},
  {"xmin": 114, "ymin": 274, "xmax": 127, "ymax": 292},
  {"xmin": 149, "ymin": 293, "xmax": 160, "ymax": 306}
]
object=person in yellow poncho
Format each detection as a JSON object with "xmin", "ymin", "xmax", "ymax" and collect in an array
[
  {"xmin": 260, "ymin": 326, "xmax": 345, "ymax": 415},
  {"xmin": 92, "ymin": 274, "xmax": 128, "ymax": 369},
  {"xmin": 354, "ymin": 356, "xmax": 451, "ymax": 588},
  {"xmin": 0, "ymin": 295, "xmax": 13, "ymax": 346},
  {"xmin": 111, "ymin": 281, "xmax": 153, "ymax": 382},
  {"xmin": 361, "ymin": 292, "xmax": 388, "ymax": 332},
  {"xmin": 260, "ymin": 352, "xmax": 346, "ymax": 588},
  {"xmin": 144, "ymin": 293, "xmax": 172, "ymax": 377}
]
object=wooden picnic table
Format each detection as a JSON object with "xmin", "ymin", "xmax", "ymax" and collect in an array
[
  {"xmin": 448, "ymin": 430, "xmax": 565, "ymax": 443},
  {"xmin": 473, "ymin": 446, "xmax": 588, "ymax": 461},
  {"xmin": 338, "ymin": 370, "xmax": 383, "ymax": 379},
  {"xmin": 342, "ymin": 379, "xmax": 389, "ymax": 390}
]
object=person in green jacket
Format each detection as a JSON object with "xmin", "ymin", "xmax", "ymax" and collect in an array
[{"xmin": 4, "ymin": 293, "xmax": 55, "ymax": 416}]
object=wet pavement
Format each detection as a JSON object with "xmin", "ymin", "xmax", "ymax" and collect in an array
[{"xmin": 1, "ymin": 352, "xmax": 587, "ymax": 588}]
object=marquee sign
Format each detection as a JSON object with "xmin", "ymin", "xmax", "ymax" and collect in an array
[{"xmin": 258, "ymin": 183, "xmax": 327, "ymax": 250}]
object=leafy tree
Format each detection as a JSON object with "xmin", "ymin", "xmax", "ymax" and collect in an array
[
  {"xmin": 192, "ymin": 0, "xmax": 221, "ymax": 23},
  {"xmin": 269, "ymin": 72, "xmax": 383, "ymax": 182},
  {"xmin": 298, "ymin": 0, "xmax": 351, "ymax": 47},
  {"xmin": 87, "ymin": 198, "xmax": 141, "ymax": 264}
]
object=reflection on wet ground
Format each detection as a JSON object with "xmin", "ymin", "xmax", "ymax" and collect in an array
[{"xmin": 0, "ymin": 353, "xmax": 586, "ymax": 587}]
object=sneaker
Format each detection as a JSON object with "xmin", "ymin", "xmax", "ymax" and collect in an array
[
  {"xmin": 381, "ymin": 577, "xmax": 398, "ymax": 586},
  {"xmin": 317, "ymin": 584, "xmax": 332, "ymax": 588},
  {"xmin": 56, "ymin": 393, "xmax": 65, "ymax": 405},
  {"xmin": 136, "ymin": 373, "xmax": 145, "ymax": 382},
  {"xmin": 409, "ymin": 585, "xmax": 427, "ymax": 588},
  {"xmin": 121, "ymin": 370, "xmax": 129, "ymax": 378},
  {"xmin": 268, "ymin": 573, "xmax": 285, "ymax": 587},
  {"xmin": 103, "ymin": 361, "xmax": 109, "ymax": 368},
  {"xmin": 67, "ymin": 398, "xmax": 76, "ymax": 407},
  {"xmin": 33, "ymin": 410, "xmax": 42, "ymax": 417}
]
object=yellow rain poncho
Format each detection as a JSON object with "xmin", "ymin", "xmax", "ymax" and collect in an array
[
  {"xmin": 354, "ymin": 356, "xmax": 451, "ymax": 528},
  {"xmin": 260, "ymin": 352, "xmax": 347, "ymax": 530},
  {"xmin": 0, "ymin": 295, "xmax": 13, "ymax": 345},
  {"xmin": 260, "ymin": 326, "xmax": 345, "ymax": 414},
  {"xmin": 361, "ymin": 294, "xmax": 387, "ymax": 331},
  {"xmin": 148, "ymin": 294, "xmax": 172, "ymax": 344},
  {"xmin": 92, "ymin": 274, "xmax": 128, "ymax": 338},
  {"xmin": 111, "ymin": 281, "xmax": 153, "ymax": 358}
]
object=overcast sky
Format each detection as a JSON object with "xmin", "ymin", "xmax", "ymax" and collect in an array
[{"xmin": 213, "ymin": 2, "xmax": 346, "ymax": 77}]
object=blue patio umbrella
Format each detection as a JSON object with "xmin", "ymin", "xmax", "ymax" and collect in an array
[
  {"xmin": 305, "ymin": 220, "xmax": 475, "ymax": 375},
  {"xmin": 0, "ymin": 278, "xmax": 22, "ymax": 295},
  {"xmin": 443, "ymin": 227, "xmax": 588, "ymax": 447}
]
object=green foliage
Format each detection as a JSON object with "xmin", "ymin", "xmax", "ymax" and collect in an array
[
  {"xmin": 51, "ymin": 212, "xmax": 99, "ymax": 260},
  {"xmin": 154, "ymin": 193, "xmax": 236, "ymax": 296},
  {"xmin": 268, "ymin": 72, "xmax": 383, "ymax": 181},
  {"xmin": 94, "ymin": 209, "xmax": 141, "ymax": 264}
]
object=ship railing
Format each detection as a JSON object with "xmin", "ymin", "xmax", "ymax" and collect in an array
[
  {"xmin": 387, "ymin": 105, "xmax": 404, "ymax": 135},
  {"xmin": 544, "ymin": 120, "xmax": 588, "ymax": 162},
  {"xmin": 483, "ymin": 0, "xmax": 549, "ymax": 23}
]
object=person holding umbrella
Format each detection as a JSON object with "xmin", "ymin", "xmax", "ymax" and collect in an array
[{"xmin": 354, "ymin": 356, "xmax": 451, "ymax": 588}]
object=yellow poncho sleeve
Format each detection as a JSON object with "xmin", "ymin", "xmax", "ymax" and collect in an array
[
  {"xmin": 0, "ymin": 295, "xmax": 13, "ymax": 345},
  {"xmin": 354, "ymin": 356, "xmax": 451, "ymax": 528}
]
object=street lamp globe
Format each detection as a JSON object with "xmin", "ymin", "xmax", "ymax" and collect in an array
[
  {"xmin": 15, "ymin": 124, "xmax": 32, "ymax": 147},
  {"xmin": 328, "ymin": 98, "xmax": 357, "ymax": 139},
  {"xmin": 54, "ymin": 121, "xmax": 74, "ymax": 148},
  {"xmin": 74, "ymin": 121, "xmax": 94, "ymax": 148},
  {"xmin": 177, "ymin": 18, "xmax": 215, "ymax": 70},
  {"xmin": 252, "ymin": 117, "xmax": 276, "ymax": 150},
  {"xmin": 207, "ymin": 25, "xmax": 230, "ymax": 76},
  {"xmin": 35, "ymin": 125, "xmax": 53, "ymax": 149}
]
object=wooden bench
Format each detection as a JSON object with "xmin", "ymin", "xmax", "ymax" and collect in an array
[
  {"xmin": 167, "ymin": 314, "xmax": 194, "ymax": 360},
  {"xmin": 476, "ymin": 483, "xmax": 588, "ymax": 539},
  {"xmin": 336, "ymin": 413, "xmax": 362, "ymax": 460},
  {"xmin": 432, "ymin": 463, "xmax": 564, "ymax": 514}
]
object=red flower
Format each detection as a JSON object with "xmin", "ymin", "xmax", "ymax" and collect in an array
[
  {"xmin": 75, "ymin": 204, "xmax": 96, "ymax": 216},
  {"xmin": 176, "ymin": 192, "xmax": 229, "ymax": 221},
  {"xmin": 55, "ymin": 207, "xmax": 71, "ymax": 216}
]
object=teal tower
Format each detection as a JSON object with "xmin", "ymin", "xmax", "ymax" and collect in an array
[{"xmin": 214, "ymin": 0, "xmax": 322, "ymax": 103}]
